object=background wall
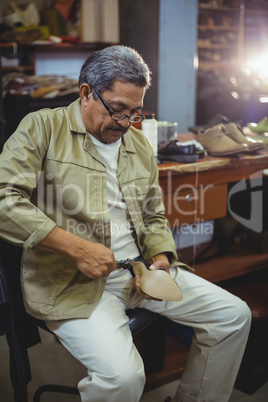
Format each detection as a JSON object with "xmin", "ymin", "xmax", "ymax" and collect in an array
[
  {"xmin": 158, "ymin": 0, "xmax": 197, "ymax": 131},
  {"xmin": 119, "ymin": 0, "xmax": 159, "ymax": 116},
  {"xmin": 120, "ymin": 0, "xmax": 197, "ymax": 132}
]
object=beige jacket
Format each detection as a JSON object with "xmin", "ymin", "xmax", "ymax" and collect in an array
[{"xmin": 0, "ymin": 98, "xmax": 180, "ymax": 320}]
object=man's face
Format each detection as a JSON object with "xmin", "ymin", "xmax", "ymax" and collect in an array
[{"xmin": 80, "ymin": 80, "xmax": 145, "ymax": 144}]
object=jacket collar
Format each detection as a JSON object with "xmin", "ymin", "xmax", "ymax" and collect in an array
[{"xmin": 67, "ymin": 98, "xmax": 87, "ymax": 134}]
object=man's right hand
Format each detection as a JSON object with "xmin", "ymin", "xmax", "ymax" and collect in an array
[
  {"xmin": 74, "ymin": 241, "xmax": 116, "ymax": 278},
  {"xmin": 37, "ymin": 226, "xmax": 116, "ymax": 279}
]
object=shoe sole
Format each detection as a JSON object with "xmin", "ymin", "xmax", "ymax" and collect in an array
[
  {"xmin": 208, "ymin": 149, "xmax": 247, "ymax": 156},
  {"xmin": 247, "ymin": 144, "xmax": 266, "ymax": 152}
]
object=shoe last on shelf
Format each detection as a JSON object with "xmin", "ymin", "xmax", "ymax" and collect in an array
[
  {"xmin": 225, "ymin": 122, "xmax": 266, "ymax": 152},
  {"xmin": 247, "ymin": 117, "xmax": 268, "ymax": 134}
]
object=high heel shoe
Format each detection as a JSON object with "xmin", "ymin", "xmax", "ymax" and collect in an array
[{"xmin": 131, "ymin": 261, "xmax": 183, "ymax": 301}]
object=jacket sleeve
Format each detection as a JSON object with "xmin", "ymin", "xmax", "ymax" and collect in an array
[{"xmin": 0, "ymin": 112, "xmax": 56, "ymax": 248}]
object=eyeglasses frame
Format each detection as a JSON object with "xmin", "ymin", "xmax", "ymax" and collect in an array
[{"xmin": 91, "ymin": 86, "xmax": 144, "ymax": 123}]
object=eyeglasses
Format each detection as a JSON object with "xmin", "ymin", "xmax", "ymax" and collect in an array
[{"xmin": 92, "ymin": 87, "xmax": 144, "ymax": 123}]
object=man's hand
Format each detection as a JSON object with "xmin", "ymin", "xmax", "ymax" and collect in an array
[
  {"xmin": 37, "ymin": 226, "xmax": 116, "ymax": 279},
  {"xmin": 74, "ymin": 241, "xmax": 116, "ymax": 279},
  {"xmin": 148, "ymin": 256, "xmax": 170, "ymax": 274}
]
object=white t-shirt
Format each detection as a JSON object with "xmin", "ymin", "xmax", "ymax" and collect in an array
[{"xmin": 88, "ymin": 134, "xmax": 140, "ymax": 261}]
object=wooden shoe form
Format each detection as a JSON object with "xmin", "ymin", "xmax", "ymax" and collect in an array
[
  {"xmin": 225, "ymin": 122, "xmax": 265, "ymax": 151},
  {"xmin": 131, "ymin": 261, "xmax": 183, "ymax": 301},
  {"xmin": 196, "ymin": 124, "xmax": 248, "ymax": 156}
]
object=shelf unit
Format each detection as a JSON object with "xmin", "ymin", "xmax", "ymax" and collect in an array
[
  {"xmin": 243, "ymin": 5, "xmax": 268, "ymax": 63},
  {"xmin": 0, "ymin": 41, "xmax": 115, "ymax": 75},
  {"xmin": 197, "ymin": 0, "xmax": 268, "ymax": 72},
  {"xmin": 0, "ymin": 42, "xmax": 34, "ymax": 74}
]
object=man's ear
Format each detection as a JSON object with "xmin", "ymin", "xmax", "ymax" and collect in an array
[{"xmin": 79, "ymin": 83, "xmax": 92, "ymax": 100}]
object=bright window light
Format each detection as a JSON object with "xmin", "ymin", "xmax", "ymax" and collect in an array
[{"xmin": 259, "ymin": 96, "xmax": 268, "ymax": 103}]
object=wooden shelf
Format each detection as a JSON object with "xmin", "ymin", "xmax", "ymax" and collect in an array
[
  {"xmin": 198, "ymin": 61, "xmax": 237, "ymax": 70},
  {"xmin": 199, "ymin": 6, "xmax": 240, "ymax": 12},
  {"xmin": 158, "ymin": 148, "xmax": 268, "ymax": 184},
  {"xmin": 197, "ymin": 1, "xmax": 268, "ymax": 72},
  {"xmin": 197, "ymin": 1, "xmax": 242, "ymax": 71},
  {"xmin": 245, "ymin": 8, "xmax": 268, "ymax": 16},
  {"xmin": 193, "ymin": 244, "xmax": 268, "ymax": 283},
  {"xmin": 0, "ymin": 41, "xmax": 116, "ymax": 76},
  {"xmin": 244, "ymin": 26, "xmax": 268, "ymax": 32},
  {"xmin": 0, "ymin": 41, "xmax": 115, "ymax": 53},
  {"xmin": 2, "ymin": 65, "xmax": 34, "ymax": 72},
  {"xmin": 198, "ymin": 25, "xmax": 239, "ymax": 30},
  {"xmin": 198, "ymin": 43, "xmax": 237, "ymax": 49}
]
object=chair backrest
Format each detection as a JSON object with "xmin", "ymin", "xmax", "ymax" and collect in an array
[
  {"xmin": 0, "ymin": 238, "xmax": 41, "ymax": 402},
  {"xmin": 0, "ymin": 238, "xmax": 23, "ymax": 304},
  {"xmin": 0, "ymin": 237, "xmax": 41, "ymax": 342}
]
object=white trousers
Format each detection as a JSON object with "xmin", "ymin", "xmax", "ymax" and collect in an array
[{"xmin": 46, "ymin": 267, "xmax": 251, "ymax": 402}]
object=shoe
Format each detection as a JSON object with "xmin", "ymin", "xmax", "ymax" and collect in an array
[
  {"xmin": 188, "ymin": 113, "xmax": 233, "ymax": 134},
  {"xmin": 164, "ymin": 398, "xmax": 172, "ymax": 402},
  {"xmin": 247, "ymin": 117, "xmax": 268, "ymax": 134},
  {"xmin": 158, "ymin": 141, "xmax": 199, "ymax": 163},
  {"xmin": 196, "ymin": 124, "xmax": 248, "ymax": 156},
  {"xmin": 131, "ymin": 261, "xmax": 183, "ymax": 301},
  {"xmin": 225, "ymin": 122, "xmax": 266, "ymax": 152}
]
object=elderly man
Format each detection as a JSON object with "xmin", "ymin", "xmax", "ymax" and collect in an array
[{"xmin": 0, "ymin": 45, "xmax": 251, "ymax": 402}]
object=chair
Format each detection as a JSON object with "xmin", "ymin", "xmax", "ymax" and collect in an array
[{"xmin": 0, "ymin": 238, "xmax": 167, "ymax": 402}]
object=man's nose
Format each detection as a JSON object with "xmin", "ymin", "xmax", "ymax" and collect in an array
[{"xmin": 118, "ymin": 118, "xmax": 131, "ymax": 128}]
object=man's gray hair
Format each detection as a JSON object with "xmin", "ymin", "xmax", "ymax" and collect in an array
[{"xmin": 78, "ymin": 45, "xmax": 151, "ymax": 96}]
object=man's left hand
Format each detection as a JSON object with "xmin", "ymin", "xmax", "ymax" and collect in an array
[{"xmin": 133, "ymin": 253, "xmax": 170, "ymax": 301}]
